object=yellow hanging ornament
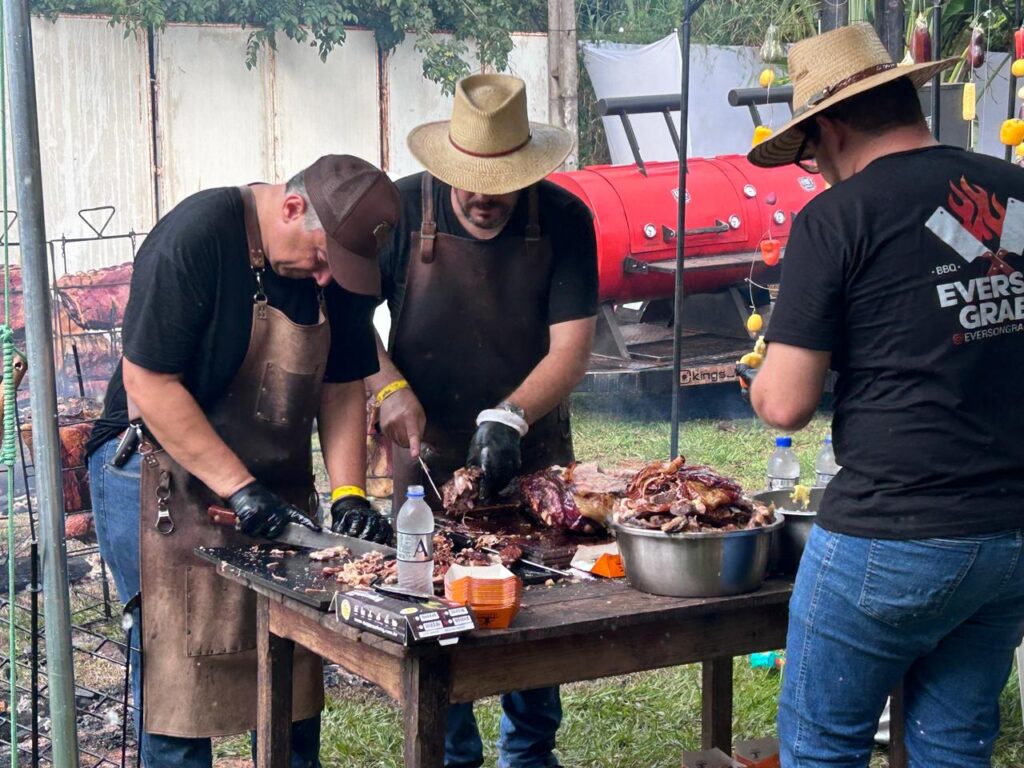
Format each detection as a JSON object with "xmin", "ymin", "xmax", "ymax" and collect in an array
[
  {"xmin": 962, "ymin": 82, "xmax": 976, "ymax": 121},
  {"xmin": 1012, "ymin": 59, "xmax": 1024, "ymax": 78},
  {"xmin": 752, "ymin": 125, "xmax": 773, "ymax": 147},
  {"xmin": 759, "ymin": 68, "xmax": 775, "ymax": 88},
  {"xmin": 746, "ymin": 313, "xmax": 764, "ymax": 333},
  {"xmin": 1017, "ymin": 143, "xmax": 1024, "ymax": 158},
  {"xmin": 1000, "ymin": 118, "xmax": 1024, "ymax": 146}
]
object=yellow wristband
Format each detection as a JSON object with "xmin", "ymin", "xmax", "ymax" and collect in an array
[
  {"xmin": 331, "ymin": 485, "xmax": 366, "ymax": 503},
  {"xmin": 375, "ymin": 379, "xmax": 409, "ymax": 407}
]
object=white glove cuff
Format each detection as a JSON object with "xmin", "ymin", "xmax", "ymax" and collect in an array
[{"xmin": 476, "ymin": 408, "xmax": 529, "ymax": 437}]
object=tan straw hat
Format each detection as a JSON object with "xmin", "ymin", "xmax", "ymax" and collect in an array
[
  {"xmin": 407, "ymin": 74, "xmax": 574, "ymax": 195},
  {"xmin": 748, "ymin": 23, "xmax": 957, "ymax": 168}
]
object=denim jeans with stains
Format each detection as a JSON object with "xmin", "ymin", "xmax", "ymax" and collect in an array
[
  {"xmin": 89, "ymin": 437, "xmax": 321, "ymax": 768},
  {"xmin": 779, "ymin": 524, "xmax": 1024, "ymax": 768}
]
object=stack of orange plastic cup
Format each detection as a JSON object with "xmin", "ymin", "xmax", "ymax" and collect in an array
[{"xmin": 444, "ymin": 564, "xmax": 522, "ymax": 629}]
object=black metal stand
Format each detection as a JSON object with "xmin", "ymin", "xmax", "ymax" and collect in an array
[
  {"xmin": 930, "ymin": 0, "xmax": 942, "ymax": 141},
  {"xmin": 670, "ymin": 0, "xmax": 708, "ymax": 458}
]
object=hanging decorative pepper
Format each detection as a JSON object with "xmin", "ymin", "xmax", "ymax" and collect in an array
[
  {"xmin": 1015, "ymin": 26, "xmax": 1024, "ymax": 59},
  {"xmin": 969, "ymin": 26, "xmax": 985, "ymax": 68},
  {"xmin": 752, "ymin": 125, "xmax": 774, "ymax": 147},
  {"xmin": 962, "ymin": 82, "xmax": 977, "ymax": 121},
  {"xmin": 760, "ymin": 239, "xmax": 782, "ymax": 266},
  {"xmin": 910, "ymin": 14, "xmax": 932, "ymax": 63},
  {"xmin": 746, "ymin": 313, "xmax": 764, "ymax": 333},
  {"xmin": 999, "ymin": 118, "xmax": 1024, "ymax": 146},
  {"xmin": 759, "ymin": 68, "xmax": 775, "ymax": 88},
  {"xmin": 760, "ymin": 24, "xmax": 785, "ymax": 65}
]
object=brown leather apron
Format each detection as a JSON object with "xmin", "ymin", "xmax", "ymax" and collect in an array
[
  {"xmin": 389, "ymin": 174, "xmax": 573, "ymax": 511},
  {"xmin": 137, "ymin": 186, "xmax": 327, "ymax": 737}
]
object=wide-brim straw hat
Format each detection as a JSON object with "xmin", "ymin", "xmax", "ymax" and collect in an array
[
  {"xmin": 408, "ymin": 74, "xmax": 574, "ymax": 195},
  {"xmin": 748, "ymin": 23, "xmax": 957, "ymax": 168}
]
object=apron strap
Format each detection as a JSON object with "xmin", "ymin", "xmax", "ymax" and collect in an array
[
  {"xmin": 524, "ymin": 185, "xmax": 540, "ymax": 259},
  {"xmin": 237, "ymin": 185, "xmax": 269, "ymax": 306},
  {"xmin": 419, "ymin": 174, "xmax": 437, "ymax": 264}
]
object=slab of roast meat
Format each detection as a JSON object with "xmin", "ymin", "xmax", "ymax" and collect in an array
[
  {"xmin": 56, "ymin": 263, "xmax": 133, "ymax": 330},
  {"xmin": 615, "ymin": 456, "xmax": 774, "ymax": 533},
  {"xmin": 441, "ymin": 467, "xmax": 483, "ymax": 514},
  {"xmin": 519, "ymin": 462, "xmax": 633, "ymax": 534}
]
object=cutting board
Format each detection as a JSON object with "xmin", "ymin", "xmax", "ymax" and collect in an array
[{"xmin": 195, "ymin": 544, "xmax": 344, "ymax": 610}]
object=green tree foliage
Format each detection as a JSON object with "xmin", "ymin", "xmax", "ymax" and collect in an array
[{"xmin": 29, "ymin": 0, "xmax": 546, "ymax": 94}]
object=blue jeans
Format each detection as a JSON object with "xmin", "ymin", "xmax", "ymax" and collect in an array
[
  {"xmin": 445, "ymin": 688, "xmax": 562, "ymax": 768},
  {"xmin": 780, "ymin": 525, "xmax": 1024, "ymax": 768},
  {"xmin": 89, "ymin": 437, "xmax": 321, "ymax": 768}
]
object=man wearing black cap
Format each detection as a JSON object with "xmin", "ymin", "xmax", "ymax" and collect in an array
[{"xmin": 85, "ymin": 155, "xmax": 399, "ymax": 767}]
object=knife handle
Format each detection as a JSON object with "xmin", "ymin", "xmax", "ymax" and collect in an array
[{"xmin": 208, "ymin": 505, "xmax": 238, "ymax": 527}]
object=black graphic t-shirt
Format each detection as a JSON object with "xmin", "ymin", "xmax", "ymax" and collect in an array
[{"xmin": 767, "ymin": 146, "xmax": 1024, "ymax": 539}]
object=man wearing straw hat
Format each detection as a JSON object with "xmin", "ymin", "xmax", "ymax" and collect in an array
[
  {"xmin": 741, "ymin": 23, "xmax": 1024, "ymax": 767},
  {"xmin": 367, "ymin": 73, "xmax": 598, "ymax": 767}
]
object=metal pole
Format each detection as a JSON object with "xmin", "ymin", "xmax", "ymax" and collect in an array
[
  {"xmin": 930, "ymin": 0, "xmax": 942, "ymax": 140},
  {"xmin": 670, "ymin": 0, "xmax": 706, "ymax": 458},
  {"xmin": 2, "ymin": 0, "xmax": 79, "ymax": 764},
  {"xmin": 1006, "ymin": 0, "xmax": 1022, "ymax": 162}
]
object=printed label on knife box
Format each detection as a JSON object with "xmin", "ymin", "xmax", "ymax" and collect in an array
[{"xmin": 331, "ymin": 589, "xmax": 476, "ymax": 645}]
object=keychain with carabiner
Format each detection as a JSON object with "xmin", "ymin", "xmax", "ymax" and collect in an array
[{"xmin": 155, "ymin": 470, "xmax": 174, "ymax": 535}]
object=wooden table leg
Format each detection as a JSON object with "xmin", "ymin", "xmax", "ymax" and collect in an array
[
  {"xmin": 889, "ymin": 680, "xmax": 907, "ymax": 768},
  {"xmin": 257, "ymin": 595, "xmax": 294, "ymax": 768},
  {"xmin": 701, "ymin": 657, "xmax": 733, "ymax": 752},
  {"xmin": 402, "ymin": 652, "xmax": 451, "ymax": 768}
]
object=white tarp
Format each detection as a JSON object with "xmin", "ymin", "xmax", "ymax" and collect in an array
[
  {"xmin": 582, "ymin": 36, "xmax": 770, "ymax": 163},
  {"xmin": 582, "ymin": 34, "xmax": 1015, "ymax": 166}
]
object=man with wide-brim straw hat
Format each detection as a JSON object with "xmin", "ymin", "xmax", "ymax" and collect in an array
[
  {"xmin": 739, "ymin": 22, "xmax": 1024, "ymax": 768},
  {"xmin": 366, "ymin": 73, "xmax": 598, "ymax": 768}
]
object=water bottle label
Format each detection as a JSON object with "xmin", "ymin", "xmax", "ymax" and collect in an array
[
  {"xmin": 768, "ymin": 477, "xmax": 797, "ymax": 490},
  {"xmin": 815, "ymin": 472, "xmax": 836, "ymax": 486},
  {"xmin": 397, "ymin": 532, "xmax": 433, "ymax": 562}
]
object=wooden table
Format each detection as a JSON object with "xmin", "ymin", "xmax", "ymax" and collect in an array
[{"xmin": 218, "ymin": 567, "xmax": 793, "ymax": 768}]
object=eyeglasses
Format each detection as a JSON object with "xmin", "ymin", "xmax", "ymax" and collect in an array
[{"xmin": 794, "ymin": 129, "xmax": 820, "ymax": 175}]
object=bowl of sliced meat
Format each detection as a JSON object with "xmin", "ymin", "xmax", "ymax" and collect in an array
[{"xmin": 609, "ymin": 457, "xmax": 781, "ymax": 597}]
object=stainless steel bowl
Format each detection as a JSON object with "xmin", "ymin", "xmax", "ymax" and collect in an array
[
  {"xmin": 752, "ymin": 488, "xmax": 824, "ymax": 576},
  {"xmin": 610, "ymin": 514, "xmax": 783, "ymax": 598}
]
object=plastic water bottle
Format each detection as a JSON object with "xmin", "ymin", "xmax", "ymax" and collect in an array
[
  {"xmin": 766, "ymin": 436, "xmax": 800, "ymax": 490},
  {"xmin": 396, "ymin": 485, "xmax": 434, "ymax": 594},
  {"xmin": 815, "ymin": 434, "xmax": 841, "ymax": 486}
]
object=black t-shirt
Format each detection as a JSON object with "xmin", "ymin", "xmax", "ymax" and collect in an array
[
  {"xmin": 766, "ymin": 145, "xmax": 1024, "ymax": 539},
  {"xmin": 86, "ymin": 187, "xmax": 379, "ymax": 457},
  {"xmin": 379, "ymin": 172, "xmax": 598, "ymax": 324}
]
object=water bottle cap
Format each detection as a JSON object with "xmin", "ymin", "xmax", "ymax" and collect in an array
[
  {"xmin": 406, "ymin": 485, "xmax": 425, "ymax": 498},
  {"xmin": 824, "ymin": 434, "xmax": 832, "ymax": 444},
  {"xmin": 775, "ymin": 436, "xmax": 792, "ymax": 448}
]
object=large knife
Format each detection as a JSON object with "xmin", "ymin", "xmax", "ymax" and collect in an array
[
  {"xmin": 1001, "ymin": 198, "xmax": 1024, "ymax": 257},
  {"xmin": 207, "ymin": 506, "xmax": 395, "ymax": 557},
  {"xmin": 925, "ymin": 207, "xmax": 989, "ymax": 263}
]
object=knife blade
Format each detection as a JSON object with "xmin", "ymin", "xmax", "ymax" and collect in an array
[
  {"xmin": 925, "ymin": 208, "xmax": 990, "ymax": 263},
  {"xmin": 1000, "ymin": 198, "xmax": 1024, "ymax": 257},
  {"xmin": 419, "ymin": 456, "xmax": 444, "ymax": 501},
  {"xmin": 206, "ymin": 505, "xmax": 395, "ymax": 557}
]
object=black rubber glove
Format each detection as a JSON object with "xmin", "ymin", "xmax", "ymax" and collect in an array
[
  {"xmin": 466, "ymin": 421, "xmax": 522, "ymax": 501},
  {"xmin": 735, "ymin": 363, "xmax": 759, "ymax": 401},
  {"xmin": 228, "ymin": 481, "xmax": 321, "ymax": 539},
  {"xmin": 330, "ymin": 496, "xmax": 393, "ymax": 545}
]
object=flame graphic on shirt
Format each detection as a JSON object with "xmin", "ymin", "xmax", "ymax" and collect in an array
[{"xmin": 947, "ymin": 176, "xmax": 1005, "ymax": 246}]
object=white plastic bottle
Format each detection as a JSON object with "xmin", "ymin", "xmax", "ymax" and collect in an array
[
  {"xmin": 396, "ymin": 485, "xmax": 434, "ymax": 594},
  {"xmin": 815, "ymin": 433, "xmax": 841, "ymax": 486},
  {"xmin": 766, "ymin": 436, "xmax": 800, "ymax": 490}
]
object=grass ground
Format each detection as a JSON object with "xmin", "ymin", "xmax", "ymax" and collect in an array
[{"xmin": 213, "ymin": 394, "xmax": 1023, "ymax": 767}]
